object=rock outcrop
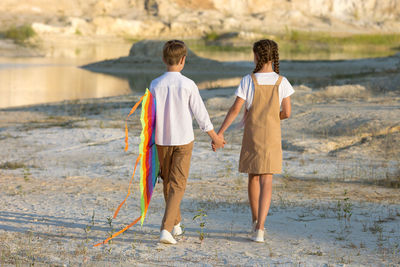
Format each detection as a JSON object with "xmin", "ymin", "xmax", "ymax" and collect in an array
[
  {"xmin": 1, "ymin": 0, "xmax": 399, "ymax": 39},
  {"xmin": 83, "ymin": 40, "xmax": 400, "ymax": 93},
  {"xmin": 82, "ymin": 40, "xmax": 227, "ymax": 73}
]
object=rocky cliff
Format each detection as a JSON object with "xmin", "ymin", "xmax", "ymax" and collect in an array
[{"xmin": 1, "ymin": 0, "xmax": 399, "ymax": 39}]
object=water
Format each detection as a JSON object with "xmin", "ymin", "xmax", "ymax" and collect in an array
[
  {"xmin": 0, "ymin": 41, "xmax": 397, "ymax": 108},
  {"xmin": 0, "ymin": 42, "xmax": 132, "ymax": 108}
]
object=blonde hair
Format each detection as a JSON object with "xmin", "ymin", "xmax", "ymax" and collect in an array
[
  {"xmin": 252, "ymin": 39, "xmax": 279, "ymax": 74},
  {"xmin": 163, "ymin": 40, "xmax": 187, "ymax": 65}
]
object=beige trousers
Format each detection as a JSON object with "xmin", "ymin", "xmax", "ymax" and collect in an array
[{"xmin": 157, "ymin": 141, "xmax": 193, "ymax": 232}]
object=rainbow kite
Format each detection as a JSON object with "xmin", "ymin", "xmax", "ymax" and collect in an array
[{"xmin": 94, "ymin": 89, "xmax": 159, "ymax": 247}]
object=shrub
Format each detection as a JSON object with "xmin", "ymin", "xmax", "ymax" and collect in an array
[
  {"xmin": 0, "ymin": 161, "xmax": 26, "ymax": 169},
  {"xmin": 4, "ymin": 24, "xmax": 36, "ymax": 44},
  {"xmin": 204, "ymin": 31, "xmax": 220, "ymax": 42}
]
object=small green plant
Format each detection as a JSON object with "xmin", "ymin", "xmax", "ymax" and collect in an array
[
  {"xmin": 180, "ymin": 223, "xmax": 186, "ymax": 236},
  {"xmin": 23, "ymin": 167, "xmax": 31, "ymax": 181},
  {"xmin": 4, "ymin": 24, "xmax": 36, "ymax": 44},
  {"xmin": 369, "ymin": 221, "xmax": 383, "ymax": 234},
  {"xmin": 75, "ymin": 48, "xmax": 81, "ymax": 56},
  {"xmin": 83, "ymin": 210, "xmax": 95, "ymax": 242},
  {"xmin": 362, "ymin": 223, "xmax": 368, "ymax": 232},
  {"xmin": 15, "ymin": 185, "xmax": 23, "ymax": 195},
  {"xmin": 283, "ymin": 169, "xmax": 291, "ymax": 178},
  {"xmin": 74, "ymin": 242, "xmax": 88, "ymax": 256},
  {"xmin": 26, "ymin": 230, "xmax": 34, "ymax": 262},
  {"xmin": 106, "ymin": 216, "xmax": 115, "ymax": 243},
  {"xmin": 234, "ymin": 177, "xmax": 244, "ymax": 189},
  {"xmin": 277, "ymin": 193, "xmax": 291, "ymax": 208},
  {"xmin": 204, "ymin": 31, "xmax": 220, "ymax": 42},
  {"xmin": 107, "ymin": 216, "xmax": 113, "ymax": 228},
  {"xmin": 336, "ymin": 190, "xmax": 352, "ymax": 224},
  {"xmin": 306, "ymin": 249, "xmax": 323, "ymax": 256},
  {"xmin": 84, "ymin": 224, "xmax": 91, "ymax": 234},
  {"xmin": 193, "ymin": 209, "xmax": 207, "ymax": 242},
  {"xmin": 289, "ymin": 30, "xmax": 300, "ymax": 43},
  {"xmin": 75, "ymin": 28, "xmax": 82, "ymax": 36}
]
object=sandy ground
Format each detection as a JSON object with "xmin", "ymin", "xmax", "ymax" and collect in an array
[
  {"xmin": 1, "ymin": 93, "xmax": 399, "ymax": 266},
  {"xmin": 1, "ymin": 51, "xmax": 400, "ymax": 265}
]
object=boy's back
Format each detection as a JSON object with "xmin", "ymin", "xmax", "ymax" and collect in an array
[
  {"xmin": 152, "ymin": 40, "xmax": 224, "ymax": 245},
  {"xmin": 150, "ymin": 72, "xmax": 213, "ymax": 146}
]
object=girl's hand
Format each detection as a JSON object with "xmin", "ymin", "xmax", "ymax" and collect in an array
[
  {"xmin": 211, "ymin": 141, "xmax": 216, "ymax": 151},
  {"xmin": 207, "ymin": 129, "xmax": 225, "ymax": 152},
  {"xmin": 211, "ymin": 134, "xmax": 226, "ymax": 151}
]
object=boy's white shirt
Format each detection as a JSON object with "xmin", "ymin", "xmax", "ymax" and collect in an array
[
  {"xmin": 150, "ymin": 72, "xmax": 213, "ymax": 146},
  {"xmin": 235, "ymin": 72, "xmax": 295, "ymax": 110}
]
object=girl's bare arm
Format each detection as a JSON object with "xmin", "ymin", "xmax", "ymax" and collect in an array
[
  {"xmin": 280, "ymin": 96, "xmax": 291, "ymax": 120},
  {"xmin": 218, "ymin": 97, "xmax": 245, "ymax": 135}
]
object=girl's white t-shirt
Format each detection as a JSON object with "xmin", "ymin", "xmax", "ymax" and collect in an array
[{"xmin": 235, "ymin": 72, "xmax": 295, "ymax": 110}]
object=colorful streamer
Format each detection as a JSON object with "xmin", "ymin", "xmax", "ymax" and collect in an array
[
  {"xmin": 94, "ymin": 89, "xmax": 159, "ymax": 247},
  {"xmin": 139, "ymin": 89, "xmax": 159, "ymax": 224}
]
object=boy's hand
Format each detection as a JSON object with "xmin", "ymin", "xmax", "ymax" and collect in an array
[
  {"xmin": 211, "ymin": 133, "xmax": 226, "ymax": 152},
  {"xmin": 207, "ymin": 130, "xmax": 225, "ymax": 152}
]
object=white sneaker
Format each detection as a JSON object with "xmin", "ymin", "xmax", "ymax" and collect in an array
[
  {"xmin": 252, "ymin": 229, "xmax": 265, "ymax": 243},
  {"xmin": 172, "ymin": 223, "xmax": 183, "ymax": 236},
  {"xmin": 252, "ymin": 221, "xmax": 258, "ymax": 233},
  {"xmin": 160, "ymin": 230, "xmax": 177, "ymax": 244}
]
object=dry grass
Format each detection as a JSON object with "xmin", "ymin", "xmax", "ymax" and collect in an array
[
  {"xmin": 0, "ymin": 161, "xmax": 26, "ymax": 169},
  {"xmin": 375, "ymin": 169, "xmax": 400, "ymax": 189},
  {"xmin": 0, "ymin": 175, "xmax": 126, "ymax": 197},
  {"xmin": 276, "ymin": 176, "xmax": 400, "ymax": 203},
  {"xmin": 174, "ymin": 0, "xmax": 214, "ymax": 10}
]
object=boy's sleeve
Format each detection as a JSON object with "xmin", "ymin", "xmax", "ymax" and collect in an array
[{"xmin": 189, "ymin": 83, "xmax": 214, "ymax": 132}]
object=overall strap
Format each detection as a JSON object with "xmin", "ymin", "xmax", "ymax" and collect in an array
[
  {"xmin": 251, "ymin": 74, "xmax": 259, "ymax": 86},
  {"xmin": 274, "ymin": 76, "xmax": 283, "ymax": 87}
]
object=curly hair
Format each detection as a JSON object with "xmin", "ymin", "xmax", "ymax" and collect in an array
[{"xmin": 252, "ymin": 39, "xmax": 279, "ymax": 74}]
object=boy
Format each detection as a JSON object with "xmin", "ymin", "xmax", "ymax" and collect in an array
[{"xmin": 150, "ymin": 40, "xmax": 225, "ymax": 244}]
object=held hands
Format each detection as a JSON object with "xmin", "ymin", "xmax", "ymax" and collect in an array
[
  {"xmin": 209, "ymin": 97, "xmax": 244, "ymax": 152},
  {"xmin": 211, "ymin": 133, "xmax": 226, "ymax": 152}
]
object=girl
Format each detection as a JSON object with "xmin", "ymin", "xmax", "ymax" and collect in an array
[{"xmin": 216, "ymin": 39, "xmax": 294, "ymax": 242}]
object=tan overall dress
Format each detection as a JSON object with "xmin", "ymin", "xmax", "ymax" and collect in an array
[{"xmin": 238, "ymin": 74, "xmax": 283, "ymax": 174}]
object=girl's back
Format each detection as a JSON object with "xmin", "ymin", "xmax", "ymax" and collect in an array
[
  {"xmin": 215, "ymin": 38, "xmax": 294, "ymax": 242},
  {"xmin": 236, "ymin": 72, "xmax": 294, "ymax": 111}
]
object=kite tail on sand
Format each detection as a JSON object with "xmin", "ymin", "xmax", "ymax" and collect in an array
[{"xmin": 94, "ymin": 89, "xmax": 159, "ymax": 247}]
